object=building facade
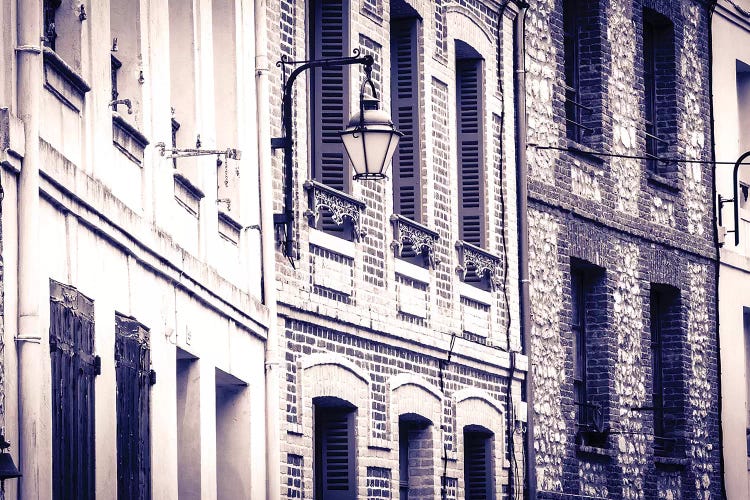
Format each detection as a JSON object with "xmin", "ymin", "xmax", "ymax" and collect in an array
[
  {"xmin": 524, "ymin": 0, "xmax": 722, "ymax": 498},
  {"xmin": 0, "ymin": 0, "xmax": 271, "ymax": 498},
  {"xmin": 713, "ymin": 0, "xmax": 750, "ymax": 497},
  {"xmin": 266, "ymin": 0, "xmax": 529, "ymax": 497}
]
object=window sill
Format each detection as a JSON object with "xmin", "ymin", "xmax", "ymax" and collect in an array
[
  {"xmin": 459, "ymin": 281, "xmax": 492, "ymax": 306},
  {"xmin": 565, "ymin": 139, "xmax": 605, "ymax": 165},
  {"xmin": 112, "ymin": 113, "xmax": 149, "ymax": 165},
  {"xmin": 654, "ymin": 454, "xmax": 689, "ymax": 468},
  {"xmin": 218, "ymin": 211, "xmax": 242, "ymax": 245},
  {"xmin": 576, "ymin": 444, "xmax": 614, "ymax": 459},
  {"xmin": 647, "ymin": 171, "xmax": 680, "ymax": 193},
  {"xmin": 43, "ymin": 47, "xmax": 90, "ymax": 112},
  {"xmin": 174, "ymin": 173, "xmax": 204, "ymax": 217},
  {"xmin": 309, "ymin": 228, "xmax": 356, "ymax": 259},
  {"xmin": 394, "ymin": 258, "xmax": 430, "ymax": 285}
]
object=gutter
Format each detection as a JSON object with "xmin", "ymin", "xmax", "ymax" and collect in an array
[
  {"xmin": 254, "ymin": 0, "xmax": 282, "ymax": 497},
  {"xmin": 512, "ymin": 1, "xmax": 536, "ymax": 498},
  {"xmin": 16, "ymin": 1, "xmax": 44, "ymax": 498}
]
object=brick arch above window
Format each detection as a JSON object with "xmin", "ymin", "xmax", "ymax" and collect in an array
[
  {"xmin": 455, "ymin": 387, "xmax": 505, "ymax": 434},
  {"xmin": 389, "ymin": 373, "xmax": 443, "ymax": 424},
  {"xmin": 445, "ymin": 4, "xmax": 495, "ymax": 44},
  {"xmin": 301, "ymin": 352, "xmax": 370, "ymax": 385}
]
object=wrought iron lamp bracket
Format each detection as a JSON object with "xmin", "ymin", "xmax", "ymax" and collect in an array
[{"xmin": 271, "ymin": 49, "xmax": 375, "ymax": 261}]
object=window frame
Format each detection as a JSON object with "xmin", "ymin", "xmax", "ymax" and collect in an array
[
  {"xmin": 314, "ymin": 402, "xmax": 356, "ymax": 500},
  {"xmin": 642, "ymin": 9, "xmax": 676, "ymax": 176},
  {"xmin": 455, "ymin": 45, "xmax": 486, "ymax": 248},
  {"xmin": 309, "ymin": 0, "xmax": 351, "ymax": 193},
  {"xmin": 463, "ymin": 426, "xmax": 494, "ymax": 499},
  {"xmin": 650, "ymin": 284, "xmax": 683, "ymax": 456},
  {"xmin": 390, "ymin": 14, "xmax": 423, "ymax": 223}
]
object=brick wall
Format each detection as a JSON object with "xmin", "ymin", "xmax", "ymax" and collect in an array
[
  {"xmin": 266, "ymin": 0, "xmax": 526, "ymax": 496},
  {"xmin": 526, "ymin": 0, "xmax": 719, "ymax": 496}
]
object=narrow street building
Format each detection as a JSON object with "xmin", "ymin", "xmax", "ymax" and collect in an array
[
  {"xmin": 713, "ymin": 0, "xmax": 750, "ymax": 497},
  {"xmin": 524, "ymin": 0, "xmax": 722, "ymax": 498},
  {"xmin": 266, "ymin": 0, "xmax": 529, "ymax": 497},
  {"xmin": 0, "ymin": 0, "xmax": 270, "ymax": 498}
]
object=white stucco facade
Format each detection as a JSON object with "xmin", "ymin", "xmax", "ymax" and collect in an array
[
  {"xmin": 714, "ymin": 1, "xmax": 750, "ymax": 498},
  {"xmin": 0, "ymin": 0, "xmax": 270, "ymax": 498}
]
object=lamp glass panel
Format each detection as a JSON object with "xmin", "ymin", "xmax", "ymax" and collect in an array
[
  {"xmin": 341, "ymin": 131, "xmax": 367, "ymax": 175},
  {"xmin": 362, "ymin": 131, "xmax": 397, "ymax": 176}
]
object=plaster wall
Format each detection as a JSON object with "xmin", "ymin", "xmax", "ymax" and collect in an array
[
  {"xmin": 0, "ymin": 0, "xmax": 268, "ymax": 497},
  {"xmin": 713, "ymin": 3, "xmax": 750, "ymax": 498}
]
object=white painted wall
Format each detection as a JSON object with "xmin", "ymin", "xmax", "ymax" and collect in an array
[
  {"xmin": 1, "ymin": 0, "xmax": 268, "ymax": 498},
  {"xmin": 714, "ymin": 3, "xmax": 750, "ymax": 498}
]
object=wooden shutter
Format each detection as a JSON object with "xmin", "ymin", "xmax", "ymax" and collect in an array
[
  {"xmin": 115, "ymin": 315, "xmax": 152, "ymax": 500},
  {"xmin": 317, "ymin": 408, "xmax": 355, "ymax": 500},
  {"xmin": 391, "ymin": 18, "xmax": 421, "ymax": 221},
  {"xmin": 50, "ymin": 281, "xmax": 97, "ymax": 500},
  {"xmin": 457, "ymin": 59, "xmax": 485, "ymax": 247},
  {"xmin": 311, "ymin": 0, "xmax": 349, "ymax": 192},
  {"xmin": 464, "ymin": 431, "xmax": 492, "ymax": 500}
]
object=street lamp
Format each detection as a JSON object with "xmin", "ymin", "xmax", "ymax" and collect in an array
[{"xmin": 272, "ymin": 49, "xmax": 402, "ymax": 259}]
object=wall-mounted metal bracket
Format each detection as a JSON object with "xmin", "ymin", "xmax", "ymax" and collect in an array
[{"xmin": 155, "ymin": 142, "xmax": 241, "ymax": 162}]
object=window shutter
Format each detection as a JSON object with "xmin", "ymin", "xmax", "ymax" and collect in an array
[
  {"xmin": 312, "ymin": 0, "xmax": 349, "ymax": 193},
  {"xmin": 115, "ymin": 315, "xmax": 152, "ymax": 500},
  {"xmin": 464, "ymin": 432, "xmax": 492, "ymax": 500},
  {"xmin": 391, "ymin": 19, "xmax": 421, "ymax": 221},
  {"xmin": 457, "ymin": 59, "xmax": 485, "ymax": 247},
  {"xmin": 319, "ymin": 409, "xmax": 355, "ymax": 499},
  {"xmin": 50, "ymin": 281, "xmax": 96, "ymax": 500}
]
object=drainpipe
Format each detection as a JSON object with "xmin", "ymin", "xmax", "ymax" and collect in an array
[
  {"xmin": 255, "ymin": 0, "xmax": 281, "ymax": 498},
  {"xmin": 16, "ymin": 0, "xmax": 43, "ymax": 498},
  {"xmin": 513, "ymin": 2, "xmax": 536, "ymax": 498},
  {"xmin": 706, "ymin": 1, "xmax": 726, "ymax": 497}
]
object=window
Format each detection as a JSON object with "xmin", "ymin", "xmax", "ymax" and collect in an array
[
  {"xmin": 169, "ymin": 0, "xmax": 197, "ymax": 168},
  {"xmin": 738, "ymin": 60, "xmax": 750, "ymax": 154},
  {"xmin": 390, "ymin": 8, "xmax": 422, "ymax": 222},
  {"xmin": 50, "ymin": 280, "xmax": 97, "ymax": 500},
  {"xmin": 563, "ymin": 0, "xmax": 585, "ymax": 142},
  {"xmin": 650, "ymin": 284, "xmax": 682, "ymax": 455},
  {"xmin": 213, "ymin": 0, "xmax": 241, "ymax": 217},
  {"xmin": 315, "ymin": 398, "xmax": 356, "ymax": 499},
  {"xmin": 464, "ymin": 426, "xmax": 493, "ymax": 499},
  {"xmin": 176, "ymin": 350, "xmax": 200, "ymax": 498},
  {"xmin": 310, "ymin": 0, "xmax": 350, "ymax": 192},
  {"xmin": 43, "ymin": 0, "xmax": 83, "ymax": 70},
  {"xmin": 571, "ymin": 268, "xmax": 588, "ymax": 428},
  {"xmin": 110, "ymin": 0, "xmax": 143, "ymax": 126},
  {"xmin": 642, "ymin": 10, "xmax": 675, "ymax": 175},
  {"xmin": 571, "ymin": 262, "xmax": 608, "ymax": 446},
  {"xmin": 456, "ymin": 42, "xmax": 486, "ymax": 248},
  {"xmin": 44, "ymin": 0, "xmax": 61, "ymax": 50},
  {"xmin": 115, "ymin": 314, "xmax": 152, "ymax": 500},
  {"xmin": 399, "ymin": 416, "xmax": 432, "ymax": 500},
  {"xmin": 215, "ymin": 370, "xmax": 251, "ymax": 499}
]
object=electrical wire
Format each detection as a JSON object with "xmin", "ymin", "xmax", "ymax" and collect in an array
[{"xmin": 528, "ymin": 143, "xmax": 750, "ymax": 166}]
